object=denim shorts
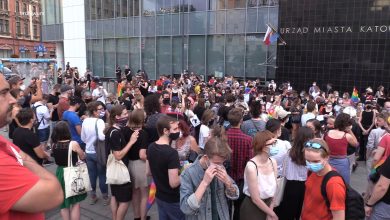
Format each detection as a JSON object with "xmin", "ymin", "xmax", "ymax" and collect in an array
[{"xmin": 37, "ymin": 127, "xmax": 50, "ymax": 143}]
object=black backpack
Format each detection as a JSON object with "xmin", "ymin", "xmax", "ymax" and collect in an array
[{"xmin": 321, "ymin": 171, "xmax": 365, "ymax": 220}]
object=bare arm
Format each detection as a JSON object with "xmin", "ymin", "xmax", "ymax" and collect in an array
[
  {"xmin": 168, "ymin": 168, "xmax": 181, "ymax": 188},
  {"xmin": 346, "ymin": 131, "xmax": 359, "ymax": 147},
  {"xmin": 373, "ymin": 147, "xmax": 386, "ymax": 167},
  {"xmin": 189, "ymin": 136, "xmax": 201, "ymax": 153},
  {"xmin": 33, "ymin": 146, "xmax": 50, "ymax": 159},
  {"xmin": 11, "ymin": 152, "xmax": 63, "ymax": 213},
  {"xmin": 71, "ymin": 141, "xmax": 86, "ymax": 160},
  {"xmin": 30, "ymin": 80, "xmax": 43, "ymax": 104},
  {"xmin": 367, "ymin": 175, "xmax": 390, "ymax": 206},
  {"xmin": 75, "ymin": 125, "xmax": 82, "ymax": 136},
  {"xmin": 139, "ymin": 149, "xmax": 147, "ymax": 161},
  {"xmin": 331, "ymin": 210, "xmax": 345, "ymax": 220}
]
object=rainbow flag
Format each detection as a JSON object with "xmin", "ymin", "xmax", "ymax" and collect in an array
[
  {"xmin": 117, "ymin": 82, "xmax": 123, "ymax": 97},
  {"xmin": 351, "ymin": 87, "xmax": 359, "ymax": 103},
  {"xmin": 147, "ymin": 180, "xmax": 156, "ymax": 211},
  {"xmin": 267, "ymin": 108, "xmax": 275, "ymax": 119}
]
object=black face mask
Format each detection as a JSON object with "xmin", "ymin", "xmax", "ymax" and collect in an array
[
  {"xmin": 163, "ymin": 98, "xmax": 170, "ymax": 105},
  {"xmin": 55, "ymin": 92, "xmax": 60, "ymax": 96},
  {"xmin": 85, "ymin": 98, "xmax": 92, "ymax": 103},
  {"xmin": 209, "ymin": 120, "xmax": 214, "ymax": 127},
  {"xmin": 169, "ymin": 132, "xmax": 180, "ymax": 141}
]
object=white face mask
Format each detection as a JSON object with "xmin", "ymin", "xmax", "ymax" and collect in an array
[{"xmin": 20, "ymin": 85, "xmax": 26, "ymax": 91}]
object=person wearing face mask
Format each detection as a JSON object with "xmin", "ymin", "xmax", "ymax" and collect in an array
[
  {"xmin": 180, "ymin": 126, "xmax": 239, "ymax": 220},
  {"xmin": 161, "ymin": 91, "xmax": 171, "ymax": 114},
  {"xmin": 324, "ymin": 113, "xmax": 359, "ymax": 184},
  {"xmin": 62, "ymin": 96, "xmax": 86, "ymax": 151},
  {"xmin": 171, "ymin": 120, "xmax": 201, "ymax": 164},
  {"xmin": 80, "ymin": 101, "xmax": 109, "ymax": 206},
  {"xmin": 301, "ymin": 139, "xmax": 346, "ymax": 220},
  {"xmin": 240, "ymin": 130, "xmax": 278, "ymax": 220},
  {"xmin": 105, "ymin": 105, "xmax": 138, "ymax": 220},
  {"xmin": 265, "ymin": 119, "xmax": 292, "ymax": 177},
  {"xmin": 147, "ymin": 115, "xmax": 185, "ymax": 220}
]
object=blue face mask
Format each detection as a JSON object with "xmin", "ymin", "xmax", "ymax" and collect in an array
[
  {"xmin": 269, "ymin": 145, "xmax": 279, "ymax": 156},
  {"xmin": 306, "ymin": 160, "xmax": 325, "ymax": 173}
]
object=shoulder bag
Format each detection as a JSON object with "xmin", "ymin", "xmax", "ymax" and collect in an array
[
  {"xmin": 94, "ymin": 119, "xmax": 108, "ymax": 166},
  {"xmin": 63, "ymin": 142, "xmax": 91, "ymax": 198}
]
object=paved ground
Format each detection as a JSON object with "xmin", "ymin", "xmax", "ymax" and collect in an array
[{"xmin": 1, "ymin": 128, "xmax": 368, "ymax": 220}]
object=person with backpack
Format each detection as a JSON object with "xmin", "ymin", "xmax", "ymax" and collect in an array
[
  {"xmin": 32, "ymin": 94, "xmax": 52, "ymax": 148},
  {"xmin": 301, "ymin": 138, "xmax": 364, "ymax": 220},
  {"xmin": 365, "ymin": 155, "xmax": 390, "ymax": 219}
]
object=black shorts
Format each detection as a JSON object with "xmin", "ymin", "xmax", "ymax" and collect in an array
[{"xmin": 110, "ymin": 182, "xmax": 132, "ymax": 203}]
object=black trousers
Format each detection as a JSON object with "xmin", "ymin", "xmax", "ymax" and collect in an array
[
  {"xmin": 229, "ymin": 180, "xmax": 244, "ymax": 220},
  {"xmin": 274, "ymin": 179, "xmax": 306, "ymax": 220}
]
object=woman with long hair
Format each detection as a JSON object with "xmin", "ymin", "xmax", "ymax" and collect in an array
[
  {"xmin": 122, "ymin": 109, "xmax": 150, "ymax": 220},
  {"xmin": 240, "ymin": 130, "xmax": 278, "ymax": 220},
  {"xmin": 105, "ymin": 105, "xmax": 138, "ymax": 220},
  {"xmin": 275, "ymin": 126, "xmax": 315, "ymax": 220},
  {"xmin": 51, "ymin": 121, "xmax": 86, "ymax": 220},
  {"xmin": 144, "ymin": 93, "xmax": 164, "ymax": 144},
  {"xmin": 306, "ymin": 118, "xmax": 323, "ymax": 138},
  {"xmin": 198, "ymin": 109, "xmax": 215, "ymax": 149},
  {"xmin": 180, "ymin": 126, "xmax": 239, "ymax": 219}
]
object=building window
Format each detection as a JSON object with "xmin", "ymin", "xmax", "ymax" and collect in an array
[
  {"xmin": 24, "ymin": 22, "xmax": 29, "ymax": 36},
  {"xmin": 32, "ymin": 6, "xmax": 36, "ymax": 14},
  {"xmin": 33, "ymin": 24, "xmax": 38, "ymax": 37},
  {"xmin": 4, "ymin": 19, "xmax": 8, "ymax": 33},
  {"xmin": 16, "ymin": 1, "xmax": 19, "ymax": 13},
  {"xmin": 0, "ymin": 49, "xmax": 12, "ymax": 58},
  {"xmin": 16, "ymin": 20, "xmax": 21, "ymax": 35},
  {"xmin": 23, "ymin": 3, "xmax": 27, "ymax": 13}
]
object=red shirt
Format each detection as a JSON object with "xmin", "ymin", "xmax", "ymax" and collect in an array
[
  {"xmin": 324, "ymin": 133, "xmax": 348, "ymax": 157},
  {"xmin": 0, "ymin": 136, "xmax": 44, "ymax": 220},
  {"xmin": 301, "ymin": 171, "xmax": 346, "ymax": 220},
  {"xmin": 378, "ymin": 134, "xmax": 390, "ymax": 162},
  {"xmin": 57, "ymin": 96, "xmax": 70, "ymax": 119},
  {"xmin": 226, "ymin": 128, "xmax": 253, "ymax": 183}
]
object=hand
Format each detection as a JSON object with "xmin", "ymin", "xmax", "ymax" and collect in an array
[
  {"xmin": 215, "ymin": 166, "xmax": 230, "ymax": 186},
  {"xmin": 129, "ymin": 130, "xmax": 139, "ymax": 145},
  {"xmin": 36, "ymin": 79, "xmax": 42, "ymax": 87},
  {"xmin": 365, "ymin": 205, "xmax": 372, "ymax": 217},
  {"xmin": 202, "ymin": 165, "xmax": 217, "ymax": 185}
]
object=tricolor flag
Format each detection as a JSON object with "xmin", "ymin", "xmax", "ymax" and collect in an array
[
  {"xmin": 351, "ymin": 87, "xmax": 359, "ymax": 103},
  {"xmin": 263, "ymin": 26, "xmax": 280, "ymax": 45}
]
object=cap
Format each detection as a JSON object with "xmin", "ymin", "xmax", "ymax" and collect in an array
[
  {"xmin": 276, "ymin": 108, "xmax": 291, "ymax": 119},
  {"xmin": 60, "ymin": 85, "xmax": 73, "ymax": 93},
  {"xmin": 8, "ymin": 75, "xmax": 25, "ymax": 85}
]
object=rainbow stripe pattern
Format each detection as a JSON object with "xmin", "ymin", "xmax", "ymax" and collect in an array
[
  {"xmin": 351, "ymin": 87, "xmax": 359, "ymax": 103},
  {"xmin": 147, "ymin": 180, "xmax": 156, "ymax": 211}
]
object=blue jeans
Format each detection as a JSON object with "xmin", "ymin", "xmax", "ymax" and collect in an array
[
  {"xmin": 156, "ymin": 198, "xmax": 184, "ymax": 220},
  {"xmin": 37, "ymin": 127, "xmax": 50, "ymax": 143},
  {"xmin": 329, "ymin": 157, "xmax": 350, "ymax": 184},
  {"xmin": 86, "ymin": 153, "xmax": 108, "ymax": 195}
]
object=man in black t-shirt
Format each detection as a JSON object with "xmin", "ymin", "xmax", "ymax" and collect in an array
[
  {"xmin": 147, "ymin": 115, "xmax": 184, "ymax": 220},
  {"xmin": 124, "ymin": 65, "xmax": 132, "ymax": 82},
  {"xmin": 13, "ymin": 108, "xmax": 50, "ymax": 165},
  {"xmin": 365, "ymin": 155, "xmax": 390, "ymax": 218}
]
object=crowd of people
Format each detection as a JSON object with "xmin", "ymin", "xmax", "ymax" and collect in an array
[{"xmin": 2, "ymin": 65, "xmax": 390, "ymax": 220}]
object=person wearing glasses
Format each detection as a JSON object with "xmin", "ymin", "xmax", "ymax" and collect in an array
[
  {"xmin": 81, "ymin": 101, "xmax": 109, "ymax": 205},
  {"xmin": 240, "ymin": 130, "xmax": 278, "ymax": 220},
  {"xmin": 301, "ymin": 139, "xmax": 346, "ymax": 220}
]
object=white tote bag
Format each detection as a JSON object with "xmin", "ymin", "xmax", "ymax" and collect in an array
[
  {"xmin": 106, "ymin": 151, "xmax": 131, "ymax": 185},
  {"xmin": 63, "ymin": 143, "xmax": 91, "ymax": 199},
  {"xmin": 273, "ymin": 156, "xmax": 288, "ymax": 207}
]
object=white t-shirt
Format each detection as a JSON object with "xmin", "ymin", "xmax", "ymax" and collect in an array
[
  {"xmin": 270, "ymin": 139, "xmax": 292, "ymax": 176},
  {"xmin": 81, "ymin": 118, "xmax": 105, "ymax": 154},
  {"xmin": 92, "ymin": 88, "xmax": 108, "ymax": 104},
  {"xmin": 198, "ymin": 124, "xmax": 210, "ymax": 149},
  {"xmin": 32, "ymin": 102, "xmax": 50, "ymax": 130}
]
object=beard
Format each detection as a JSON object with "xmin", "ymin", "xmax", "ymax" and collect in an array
[{"xmin": 0, "ymin": 105, "xmax": 13, "ymax": 128}]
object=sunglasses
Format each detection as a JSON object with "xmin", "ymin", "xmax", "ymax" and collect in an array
[{"xmin": 305, "ymin": 142, "xmax": 328, "ymax": 152}]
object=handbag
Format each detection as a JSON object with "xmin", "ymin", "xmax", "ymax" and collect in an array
[
  {"xmin": 94, "ymin": 119, "xmax": 108, "ymax": 166},
  {"xmin": 63, "ymin": 142, "xmax": 91, "ymax": 199},
  {"xmin": 106, "ymin": 150, "xmax": 131, "ymax": 185},
  {"xmin": 273, "ymin": 155, "xmax": 288, "ymax": 207}
]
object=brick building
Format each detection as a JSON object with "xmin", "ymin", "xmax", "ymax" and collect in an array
[{"xmin": 0, "ymin": 0, "xmax": 55, "ymax": 58}]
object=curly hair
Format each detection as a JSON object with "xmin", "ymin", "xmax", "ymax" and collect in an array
[{"xmin": 144, "ymin": 93, "xmax": 161, "ymax": 116}]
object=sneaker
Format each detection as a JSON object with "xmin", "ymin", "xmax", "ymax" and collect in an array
[
  {"xmin": 102, "ymin": 196, "xmax": 110, "ymax": 206},
  {"xmin": 90, "ymin": 195, "xmax": 98, "ymax": 205},
  {"xmin": 42, "ymin": 159, "xmax": 54, "ymax": 167}
]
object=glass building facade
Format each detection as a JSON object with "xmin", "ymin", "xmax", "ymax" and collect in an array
[{"xmin": 42, "ymin": 0, "xmax": 279, "ymax": 80}]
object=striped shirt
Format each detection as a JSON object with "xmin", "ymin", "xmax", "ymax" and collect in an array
[{"xmin": 282, "ymin": 154, "xmax": 308, "ymax": 181}]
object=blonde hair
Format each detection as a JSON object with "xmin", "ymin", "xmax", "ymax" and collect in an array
[
  {"xmin": 204, "ymin": 126, "xmax": 232, "ymax": 160},
  {"xmin": 304, "ymin": 138, "xmax": 330, "ymax": 158}
]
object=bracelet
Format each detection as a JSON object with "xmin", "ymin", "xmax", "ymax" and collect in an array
[{"xmin": 365, "ymin": 203, "xmax": 374, "ymax": 207}]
